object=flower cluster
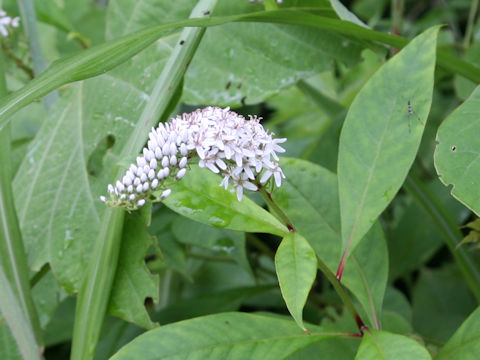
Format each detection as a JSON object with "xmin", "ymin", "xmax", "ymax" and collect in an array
[
  {"xmin": 100, "ymin": 107, "xmax": 286, "ymax": 210},
  {"xmin": 0, "ymin": 9, "xmax": 19, "ymax": 37}
]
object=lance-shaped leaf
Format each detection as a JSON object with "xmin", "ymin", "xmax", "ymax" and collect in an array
[
  {"xmin": 111, "ymin": 312, "xmax": 343, "ymax": 360},
  {"xmin": 275, "ymin": 232, "xmax": 317, "ymax": 332},
  {"xmin": 434, "ymin": 85, "xmax": 480, "ymax": 216},
  {"xmin": 163, "ymin": 166, "xmax": 289, "ymax": 237},
  {"xmin": 337, "ymin": 26, "xmax": 439, "ymax": 257}
]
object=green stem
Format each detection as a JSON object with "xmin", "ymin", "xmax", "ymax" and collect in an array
[
  {"xmin": 70, "ymin": 207, "xmax": 125, "ymax": 359},
  {"xmin": 0, "ymin": 51, "xmax": 42, "ymax": 359},
  {"xmin": 316, "ymin": 255, "xmax": 365, "ymax": 331},
  {"xmin": 391, "ymin": 0, "xmax": 404, "ymax": 36},
  {"xmin": 259, "ymin": 186, "xmax": 293, "ymax": 231},
  {"xmin": 16, "ymin": 0, "xmax": 58, "ymax": 109},
  {"xmin": 463, "ymin": 0, "xmax": 479, "ymax": 49},
  {"xmin": 404, "ymin": 175, "xmax": 480, "ymax": 302},
  {"xmin": 29, "ymin": 262, "xmax": 50, "ymax": 288},
  {"xmin": 70, "ymin": 1, "xmax": 219, "ymax": 359}
]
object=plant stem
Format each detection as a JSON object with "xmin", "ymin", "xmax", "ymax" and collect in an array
[
  {"xmin": 29, "ymin": 262, "xmax": 50, "ymax": 288},
  {"xmin": 404, "ymin": 175, "xmax": 480, "ymax": 303},
  {"xmin": 258, "ymin": 186, "xmax": 294, "ymax": 231},
  {"xmin": 463, "ymin": 0, "xmax": 479, "ymax": 49},
  {"xmin": 391, "ymin": 0, "xmax": 404, "ymax": 37},
  {"xmin": 16, "ymin": 0, "xmax": 58, "ymax": 109},
  {"xmin": 70, "ymin": 1, "xmax": 219, "ymax": 359},
  {"xmin": 70, "ymin": 207, "xmax": 125, "ymax": 359},
  {"xmin": 1, "ymin": 42, "xmax": 34, "ymax": 79},
  {"xmin": 316, "ymin": 255, "xmax": 366, "ymax": 331},
  {"xmin": 0, "ymin": 50, "xmax": 42, "ymax": 359}
]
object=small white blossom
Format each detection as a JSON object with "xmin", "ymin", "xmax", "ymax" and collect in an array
[
  {"xmin": 176, "ymin": 168, "xmax": 187, "ymax": 179},
  {"xmin": 101, "ymin": 107, "xmax": 286, "ymax": 210},
  {"xmin": 161, "ymin": 189, "xmax": 172, "ymax": 199},
  {"xmin": 0, "ymin": 9, "xmax": 19, "ymax": 37}
]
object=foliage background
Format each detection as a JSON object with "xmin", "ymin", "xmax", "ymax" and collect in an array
[{"xmin": 1, "ymin": 0, "xmax": 480, "ymax": 359}]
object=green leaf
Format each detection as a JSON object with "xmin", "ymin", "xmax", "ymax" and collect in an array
[
  {"xmin": 163, "ymin": 166, "xmax": 288, "ymax": 236},
  {"xmin": 275, "ymin": 232, "xmax": 317, "ymax": 332},
  {"xmin": 341, "ymin": 222, "xmax": 387, "ymax": 330},
  {"xmin": 106, "ymin": 0, "xmax": 363, "ymax": 106},
  {"xmin": 110, "ymin": 312, "xmax": 341, "ymax": 360},
  {"xmin": 108, "ymin": 213, "xmax": 159, "ymax": 330},
  {"xmin": 35, "ymin": 0, "xmax": 76, "ymax": 33},
  {"xmin": 435, "ymin": 306, "xmax": 480, "ymax": 360},
  {"xmin": 0, "ymin": 19, "xmax": 179, "ymax": 129},
  {"xmin": 31, "ymin": 270, "xmax": 63, "ymax": 329},
  {"xmin": 13, "ymin": 76, "xmax": 148, "ymax": 293},
  {"xmin": 381, "ymin": 288, "xmax": 413, "ymax": 335},
  {"xmin": 434, "ymin": 85, "xmax": 480, "ymax": 216},
  {"xmin": 329, "ymin": 0, "xmax": 368, "ymax": 27},
  {"xmin": 273, "ymin": 158, "xmax": 388, "ymax": 328},
  {"xmin": 43, "ymin": 297, "xmax": 75, "ymax": 347},
  {"xmin": 338, "ymin": 26, "xmax": 438, "ymax": 256},
  {"xmin": 0, "ymin": 321, "xmax": 22, "ymax": 360},
  {"xmin": 355, "ymin": 330, "xmax": 431, "ymax": 360}
]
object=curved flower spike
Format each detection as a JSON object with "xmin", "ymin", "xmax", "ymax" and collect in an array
[{"xmin": 100, "ymin": 107, "xmax": 286, "ymax": 210}]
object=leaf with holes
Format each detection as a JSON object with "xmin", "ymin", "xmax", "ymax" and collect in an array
[
  {"xmin": 108, "ymin": 213, "xmax": 159, "ymax": 329},
  {"xmin": 434, "ymin": 86, "xmax": 480, "ymax": 216},
  {"xmin": 12, "ymin": 54, "xmax": 160, "ymax": 294},
  {"xmin": 106, "ymin": 0, "xmax": 363, "ymax": 106}
]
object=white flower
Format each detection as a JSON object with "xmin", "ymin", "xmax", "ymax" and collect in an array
[
  {"xmin": 101, "ymin": 107, "xmax": 286, "ymax": 210},
  {"xmin": 0, "ymin": 9, "xmax": 19, "ymax": 37}
]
